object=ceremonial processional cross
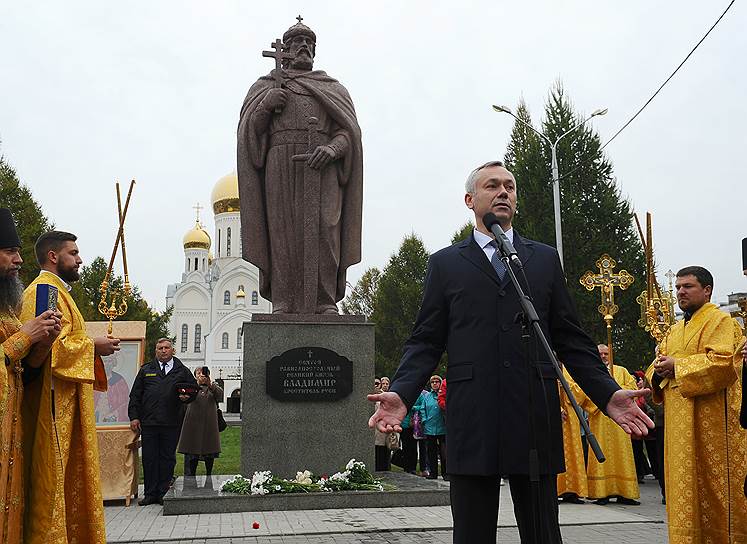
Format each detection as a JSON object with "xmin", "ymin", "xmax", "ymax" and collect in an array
[
  {"xmin": 99, "ymin": 180, "xmax": 135, "ymax": 336},
  {"xmin": 580, "ymin": 254, "xmax": 634, "ymax": 373}
]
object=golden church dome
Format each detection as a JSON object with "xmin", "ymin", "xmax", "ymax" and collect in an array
[
  {"xmin": 211, "ymin": 172, "xmax": 240, "ymax": 214},
  {"xmin": 183, "ymin": 221, "xmax": 211, "ymax": 250}
]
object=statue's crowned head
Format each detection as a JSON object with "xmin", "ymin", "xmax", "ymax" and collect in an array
[{"xmin": 282, "ymin": 15, "xmax": 316, "ymax": 71}]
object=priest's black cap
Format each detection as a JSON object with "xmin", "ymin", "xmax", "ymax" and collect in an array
[
  {"xmin": 742, "ymin": 237, "xmax": 747, "ymax": 271},
  {"xmin": 0, "ymin": 208, "xmax": 21, "ymax": 249}
]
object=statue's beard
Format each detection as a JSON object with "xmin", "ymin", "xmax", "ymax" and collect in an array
[{"xmin": 0, "ymin": 273, "xmax": 24, "ymax": 314}]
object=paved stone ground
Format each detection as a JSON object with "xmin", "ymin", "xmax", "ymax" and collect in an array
[{"xmin": 107, "ymin": 475, "xmax": 667, "ymax": 543}]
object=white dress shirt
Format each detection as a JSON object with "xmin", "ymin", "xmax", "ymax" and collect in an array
[
  {"xmin": 160, "ymin": 358, "xmax": 174, "ymax": 374},
  {"xmin": 473, "ymin": 227, "xmax": 514, "ymax": 263}
]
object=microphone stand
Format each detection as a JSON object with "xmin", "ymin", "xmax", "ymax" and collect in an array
[{"xmin": 498, "ymin": 244, "xmax": 606, "ymax": 542}]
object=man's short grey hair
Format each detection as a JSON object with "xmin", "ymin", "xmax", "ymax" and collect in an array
[
  {"xmin": 156, "ymin": 337, "xmax": 173, "ymax": 346},
  {"xmin": 465, "ymin": 160, "xmax": 505, "ymax": 194}
]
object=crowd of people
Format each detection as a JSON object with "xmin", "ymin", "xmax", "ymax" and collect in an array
[
  {"xmin": 374, "ymin": 374, "xmax": 448, "ymax": 479},
  {"xmin": 127, "ymin": 342, "xmax": 225, "ymax": 505},
  {"xmin": 369, "ymin": 161, "xmax": 747, "ymax": 544},
  {"xmin": 0, "ymin": 208, "xmax": 225, "ymax": 543}
]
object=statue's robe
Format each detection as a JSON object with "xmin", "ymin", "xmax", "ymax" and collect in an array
[
  {"xmin": 646, "ymin": 302, "xmax": 746, "ymax": 544},
  {"xmin": 0, "ymin": 311, "xmax": 32, "ymax": 544},
  {"xmin": 556, "ymin": 368, "xmax": 588, "ymax": 498},
  {"xmin": 20, "ymin": 272, "xmax": 106, "ymax": 544},
  {"xmin": 586, "ymin": 364, "xmax": 640, "ymax": 500},
  {"xmin": 237, "ymin": 68, "xmax": 362, "ymax": 312}
]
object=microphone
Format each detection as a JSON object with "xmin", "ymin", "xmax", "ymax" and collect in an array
[{"xmin": 482, "ymin": 212, "xmax": 523, "ymax": 269}]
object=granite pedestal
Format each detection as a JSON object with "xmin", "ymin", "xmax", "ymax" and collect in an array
[
  {"xmin": 162, "ymin": 471, "xmax": 451, "ymax": 515},
  {"xmin": 241, "ymin": 315, "xmax": 375, "ymax": 479}
]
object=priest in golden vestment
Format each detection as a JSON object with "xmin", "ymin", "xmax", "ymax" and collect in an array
[
  {"xmin": 556, "ymin": 366, "xmax": 589, "ymax": 503},
  {"xmin": 20, "ymin": 231, "xmax": 120, "ymax": 544},
  {"xmin": 648, "ymin": 266, "xmax": 746, "ymax": 544},
  {"xmin": 586, "ymin": 344, "xmax": 640, "ymax": 505},
  {"xmin": 0, "ymin": 209, "xmax": 61, "ymax": 544}
]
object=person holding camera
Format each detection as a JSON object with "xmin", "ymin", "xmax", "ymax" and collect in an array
[{"xmin": 178, "ymin": 366, "xmax": 224, "ymax": 477}]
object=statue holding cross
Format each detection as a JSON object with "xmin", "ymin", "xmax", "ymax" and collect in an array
[
  {"xmin": 580, "ymin": 254, "xmax": 635, "ymax": 372},
  {"xmin": 237, "ymin": 17, "xmax": 363, "ymax": 314}
]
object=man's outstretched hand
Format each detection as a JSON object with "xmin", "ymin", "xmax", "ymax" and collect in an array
[
  {"xmin": 367, "ymin": 391, "xmax": 407, "ymax": 433},
  {"xmin": 606, "ymin": 388, "xmax": 655, "ymax": 438}
]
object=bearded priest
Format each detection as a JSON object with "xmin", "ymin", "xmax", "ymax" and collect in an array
[
  {"xmin": 20, "ymin": 231, "xmax": 120, "ymax": 544},
  {"xmin": 0, "ymin": 209, "xmax": 62, "ymax": 543},
  {"xmin": 648, "ymin": 266, "xmax": 746, "ymax": 543}
]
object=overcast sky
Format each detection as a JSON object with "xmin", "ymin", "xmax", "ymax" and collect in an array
[{"xmin": 1, "ymin": 1, "xmax": 744, "ymax": 312}]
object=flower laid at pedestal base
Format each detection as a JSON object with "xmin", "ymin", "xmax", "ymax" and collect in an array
[{"xmin": 221, "ymin": 459, "xmax": 391, "ymax": 495}]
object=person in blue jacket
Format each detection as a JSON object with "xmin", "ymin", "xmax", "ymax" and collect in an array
[{"xmin": 413, "ymin": 375, "xmax": 446, "ymax": 479}]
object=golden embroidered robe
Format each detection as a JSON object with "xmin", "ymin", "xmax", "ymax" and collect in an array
[
  {"xmin": 557, "ymin": 367, "xmax": 589, "ymax": 498},
  {"xmin": 20, "ymin": 272, "xmax": 106, "ymax": 544},
  {"xmin": 586, "ymin": 364, "xmax": 639, "ymax": 500},
  {"xmin": 649, "ymin": 302, "xmax": 746, "ymax": 544},
  {"xmin": 0, "ymin": 312, "xmax": 32, "ymax": 544}
]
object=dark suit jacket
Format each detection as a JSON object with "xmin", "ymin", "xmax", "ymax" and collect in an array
[
  {"xmin": 390, "ymin": 233, "xmax": 620, "ymax": 476},
  {"xmin": 128, "ymin": 357, "xmax": 197, "ymax": 427}
]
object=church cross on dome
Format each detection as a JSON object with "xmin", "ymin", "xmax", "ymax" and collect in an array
[
  {"xmin": 193, "ymin": 202, "xmax": 204, "ymax": 224},
  {"xmin": 296, "ymin": 14, "xmax": 303, "ymax": 24}
]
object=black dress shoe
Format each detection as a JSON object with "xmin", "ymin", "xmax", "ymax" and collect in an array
[
  {"xmin": 138, "ymin": 496, "xmax": 157, "ymax": 506},
  {"xmin": 593, "ymin": 498, "xmax": 609, "ymax": 505},
  {"xmin": 561, "ymin": 494, "xmax": 585, "ymax": 504},
  {"xmin": 616, "ymin": 497, "xmax": 641, "ymax": 505}
]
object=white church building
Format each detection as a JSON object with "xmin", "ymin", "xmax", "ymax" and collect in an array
[{"xmin": 166, "ymin": 172, "xmax": 271, "ymax": 409}]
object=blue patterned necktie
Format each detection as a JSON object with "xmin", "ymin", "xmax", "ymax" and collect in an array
[{"xmin": 489, "ymin": 241, "xmax": 507, "ymax": 281}]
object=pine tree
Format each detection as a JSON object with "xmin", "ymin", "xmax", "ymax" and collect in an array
[
  {"xmin": 451, "ymin": 221, "xmax": 474, "ymax": 245},
  {"xmin": 506, "ymin": 83, "xmax": 654, "ymax": 369},
  {"xmin": 340, "ymin": 267, "xmax": 381, "ymax": 319},
  {"xmin": 0, "ymin": 155, "xmax": 54, "ymax": 286},
  {"xmin": 371, "ymin": 234, "xmax": 431, "ymax": 377}
]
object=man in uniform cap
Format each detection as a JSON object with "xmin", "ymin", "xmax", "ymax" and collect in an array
[{"xmin": 0, "ymin": 208, "xmax": 61, "ymax": 542}]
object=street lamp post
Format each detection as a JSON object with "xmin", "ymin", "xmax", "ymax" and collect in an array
[{"xmin": 492, "ymin": 105, "xmax": 607, "ymax": 267}]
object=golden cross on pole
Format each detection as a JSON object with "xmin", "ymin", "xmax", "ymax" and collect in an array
[{"xmin": 580, "ymin": 254, "xmax": 635, "ymax": 373}]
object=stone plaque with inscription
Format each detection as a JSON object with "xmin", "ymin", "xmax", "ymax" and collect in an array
[{"xmin": 266, "ymin": 347, "xmax": 353, "ymax": 401}]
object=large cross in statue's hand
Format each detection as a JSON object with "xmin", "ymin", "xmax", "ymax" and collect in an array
[{"xmin": 262, "ymin": 39, "xmax": 294, "ymax": 113}]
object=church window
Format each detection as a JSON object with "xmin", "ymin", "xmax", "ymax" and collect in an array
[
  {"xmin": 194, "ymin": 257, "xmax": 198, "ymax": 271},
  {"xmin": 222, "ymin": 332, "xmax": 229, "ymax": 349},
  {"xmin": 237, "ymin": 327, "xmax": 242, "ymax": 349},
  {"xmin": 227, "ymin": 227, "xmax": 232, "ymax": 257},
  {"xmin": 186, "ymin": 258, "xmax": 190, "ymax": 271},
  {"xmin": 194, "ymin": 324, "xmax": 201, "ymax": 352},
  {"xmin": 202, "ymin": 258, "xmax": 206, "ymax": 270},
  {"xmin": 218, "ymin": 230, "xmax": 221, "ymax": 258},
  {"xmin": 224, "ymin": 290, "xmax": 231, "ymax": 305},
  {"xmin": 252, "ymin": 291, "xmax": 258, "ymax": 305},
  {"xmin": 181, "ymin": 324, "xmax": 188, "ymax": 352}
]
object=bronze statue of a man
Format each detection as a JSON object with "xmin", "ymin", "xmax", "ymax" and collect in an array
[{"xmin": 237, "ymin": 18, "xmax": 363, "ymax": 314}]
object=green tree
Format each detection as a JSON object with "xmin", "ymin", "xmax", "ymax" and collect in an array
[
  {"xmin": 506, "ymin": 83, "xmax": 654, "ymax": 369},
  {"xmin": 72, "ymin": 256, "xmax": 172, "ymax": 355},
  {"xmin": 0, "ymin": 155, "xmax": 54, "ymax": 286},
  {"xmin": 450, "ymin": 221, "xmax": 474, "ymax": 245},
  {"xmin": 340, "ymin": 267, "xmax": 381, "ymax": 319},
  {"xmin": 371, "ymin": 234, "xmax": 432, "ymax": 378}
]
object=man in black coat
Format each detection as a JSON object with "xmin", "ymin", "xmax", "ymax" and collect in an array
[
  {"xmin": 129, "ymin": 337, "xmax": 197, "ymax": 505},
  {"xmin": 369, "ymin": 161, "xmax": 653, "ymax": 543}
]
